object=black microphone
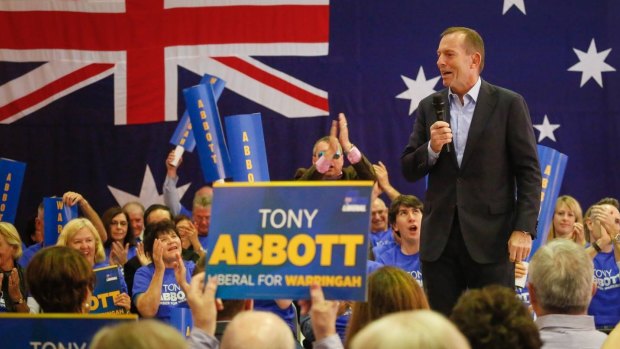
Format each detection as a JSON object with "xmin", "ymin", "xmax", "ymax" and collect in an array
[{"xmin": 432, "ymin": 94, "xmax": 451, "ymax": 153}]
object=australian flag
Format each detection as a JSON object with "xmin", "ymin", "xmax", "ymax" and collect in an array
[{"xmin": 0, "ymin": 0, "xmax": 618, "ymax": 234}]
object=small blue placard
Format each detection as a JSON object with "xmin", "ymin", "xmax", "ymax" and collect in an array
[{"xmin": 0, "ymin": 158, "xmax": 26, "ymax": 224}]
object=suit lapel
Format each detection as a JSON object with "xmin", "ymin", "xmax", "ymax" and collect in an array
[{"xmin": 459, "ymin": 80, "xmax": 498, "ymax": 170}]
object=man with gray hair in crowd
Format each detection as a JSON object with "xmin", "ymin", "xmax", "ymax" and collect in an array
[{"xmin": 529, "ymin": 239, "xmax": 607, "ymax": 348}]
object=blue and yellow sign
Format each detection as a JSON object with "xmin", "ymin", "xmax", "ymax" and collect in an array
[
  {"xmin": 206, "ymin": 181, "xmax": 373, "ymax": 301},
  {"xmin": 43, "ymin": 197, "xmax": 78, "ymax": 247},
  {"xmin": 90, "ymin": 266, "xmax": 127, "ymax": 315},
  {"xmin": 170, "ymin": 74, "xmax": 226, "ymax": 152},
  {"xmin": 183, "ymin": 83, "xmax": 232, "ymax": 182},
  {"xmin": 530, "ymin": 145, "xmax": 568, "ymax": 258},
  {"xmin": 0, "ymin": 158, "xmax": 26, "ymax": 224},
  {"xmin": 225, "ymin": 113, "xmax": 270, "ymax": 182},
  {"xmin": 0, "ymin": 313, "xmax": 137, "ymax": 349}
]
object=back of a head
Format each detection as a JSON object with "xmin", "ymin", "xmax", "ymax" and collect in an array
[
  {"xmin": 450, "ymin": 285, "xmax": 542, "ymax": 349},
  {"xmin": 345, "ymin": 266, "xmax": 429, "ymax": 347},
  {"xmin": 26, "ymin": 246, "xmax": 95, "ymax": 313},
  {"xmin": 221, "ymin": 311, "xmax": 294, "ymax": 349},
  {"xmin": 90, "ymin": 319, "xmax": 187, "ymax": 349},
  {"xmin": 529, "ymin": 239, "xmax": 593, "ymax": 314},
  {"xmin": 350, "ymin": 310, "xmax": 470, "ymax": 349}
]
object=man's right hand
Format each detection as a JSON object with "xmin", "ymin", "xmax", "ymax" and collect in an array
[
  {"xmin": 166, "ymin": 149, "xmax": 181, "ymax": 178},
  {"xmin": 429, "ymin": 121, "xmax": 452, "ymax": 153}
]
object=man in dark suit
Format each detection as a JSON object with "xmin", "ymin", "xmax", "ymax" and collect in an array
[
  {"xmin": 295, "ymin": 113, "xmax": 375, "ymax": 181},
  {"xmin": 401, "ymin": 27, "xmax": 542, "ymax": 316}
]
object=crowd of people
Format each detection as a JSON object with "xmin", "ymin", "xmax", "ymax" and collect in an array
[{"xmin": 1, "ymin": 26, "xmax": 620, "ymax": 349}]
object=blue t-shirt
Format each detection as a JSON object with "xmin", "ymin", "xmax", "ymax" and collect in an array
[
  {"xmin": 103, "ymin": 245, "xmax": 137, "ymax": 265},
  {"xmin": 198, "ymin": 235, "xmax": 209, "ymax": 249},
  {"xmin": 366, "ymin": 260, "xmax": 384, "ymax": 274},
  {"xmin": 369, "ymin": 228, "xmax": 394, "ymax": 248},
  {"xmin": 18, "ymin": 242, "xmax": 43, "ymax": 268},
  {"xmin": 588, "ymin": 249, "xmax": 620, "ymax": 328},
  {"xmin": 132, "ymin": 261, "xmax": 196, "ymax": 323},
  {"xmin": 376, "ymin": 246, "xmax": 423, "ymax": 287},
  {"xmin": 253, "ymin": 300, "xmax": 297, "ymax": 335}
]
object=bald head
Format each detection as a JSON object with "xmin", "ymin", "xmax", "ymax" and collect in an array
[{"xmin": 221, "ymin": 311, "xmax": 294, "ymax": 349}]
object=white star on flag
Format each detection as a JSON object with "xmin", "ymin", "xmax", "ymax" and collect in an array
[
  {"xmin": 503, "ymin": 0, "xmax": 526, "ymax": 15},
  {"xmin": 396, "ymin": 67, "xmax": 441, "ymax": 115},
  {"xmin": 568, "ymin": 38, "xmax": 616, "ymax": 87},
  {"xmin": 107, "ymin": 165, "xmax": 191, "ymax": 208},
  {"xmin": 533, "ymin": 115, "xmax": 560, "ymax": 142}
]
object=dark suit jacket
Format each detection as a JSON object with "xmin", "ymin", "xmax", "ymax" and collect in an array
[
  {"xmin": 294, "ymin": 154, "xmax": 376, "ymax": 181},
  {"xmin": 401, "ymin": 80, "xmax": 541, "ymax": 264}
]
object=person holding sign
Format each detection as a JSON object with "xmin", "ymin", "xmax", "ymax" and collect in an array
[
  {"xmin": 19, "ymin": 191, "xmax": 107, "ymax": 268},
  {"xmin": 133, "ymin": 220, "xmax": 195, "ymax": 323},
  {"xmin": 295, "ymin": 113, "xmax": 375, "ymax": 181},
  {"xmin": 57, "ymin": 218, "xmax": 131, "ymax": 312},
  {"xmin": 0, "ymin": 222, "xmax": 29, "ymax": 313}
]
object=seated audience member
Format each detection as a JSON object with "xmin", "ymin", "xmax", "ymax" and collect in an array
[
  {"xmin": 133, "ymin": 220, "xmax": 195, "ymax": 323},
  {"xmin": 26, "ymin": 246, "xmax": 95, "ymax": 313},
  {"xmin": 528, "ymin": 239, "xmax": 607, "ymax": 349},
  {"xmin": 122, "ymin": 201, "xmax": 145, "ymax": 242},
  {"xmin": 90, "ymin": 319, "xmax": 187, "ymax": 349},
  {"xmin": 21, "ymin": 214, "xmax": 42, "ymax": 247},
  {"xmin": 221, "ymin": 311, "xmax": 295, "ymax": 349},
  {"xmin": 57, "ymin": 218, "xmax": 131, "ymax": 312},
  {"xmin": 102, "ymin": 206, "xmax": 137, "ymax": 266},
  {"xmin": 350, "ymin": 310, "xmax": 470, "ymax": 349},
  {"xmin": 0, "ymin": 222, "xmax": 29, "ymax": 313},
  {"xmin": 295, "ymin": 113, "xmax": 375, "ymax": 181},
  {"xmin": 368, "ymin": 198, "xmax": 393, "ymax": 249},
  {"xmin": 19, "ymin": 191, "xmax": 107, "ymax": 268},
  {"xmin": 584, "ymin": 199, "xmax": 620, "ymax": 331},
  {"xmin": 375, "ymin": 195, "xmax": 423, "ymax": 287},
  {"xmin": 253, "ymin": 300, "xmax": 299, "ymax": 341},
  {"xmin": 344, "ymin": 266, "xmax": 429, "ymax": 348},
  {"xmin": 450, "ymin": 285, "xmax": 542, "ymax": 349},
  {"xmin": 175, "ymin": 214, "xmax": 205, "ymax": 256},
  {"xmin": 123, "ymin": 204, "xmax": 200, "ymax": 312},
  {"xmin": 546, "ymin": 195, "xmax": 585, "ymax": 245}
]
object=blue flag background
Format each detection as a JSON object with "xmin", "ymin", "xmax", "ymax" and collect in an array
[{"xmin": 0, "ymin": 1, "xmax": 618, "ymax": 236}]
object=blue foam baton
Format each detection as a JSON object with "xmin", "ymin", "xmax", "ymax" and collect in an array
[
  {"xmin": 225, "ymin": 113, "xmax": 270, "ymax": 182},
  {"xmin": 183, "ymin": 83, "xmax": 232, "ymax": 182},
  {"xmin": 43, "ymin": 197, "xmax": 78, "ymax": 247},
  {"xmin": 0, "ymin": 158, "xmax": 26, "ymax": 223},
  {"xmin": 169, "ymin": 74, "xmax": 226, "ymax": 166},
  {"xmin": 530, "ymin": 145, "xmax": 568, "ymax": 257}
]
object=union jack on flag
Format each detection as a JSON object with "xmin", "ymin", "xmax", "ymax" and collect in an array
[{"xmin": 0, "ymin": 0, "xmax": 330, "ymax": 125}]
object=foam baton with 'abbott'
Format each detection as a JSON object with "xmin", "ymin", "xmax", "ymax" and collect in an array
[
  {"xmin": 169, "ymin": 74, "xmax": 226, "ymax": 166},
  {"xmin": 205, "ymin": 181, "xmax": 373, "ymax": 301}
]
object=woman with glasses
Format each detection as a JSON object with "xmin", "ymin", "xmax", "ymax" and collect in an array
[{"xmin": 102, "ymin": 206, "xmax": 137, "ymax": 266}]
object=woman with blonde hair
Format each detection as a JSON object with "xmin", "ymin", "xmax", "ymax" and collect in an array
[
  {"xmin": 57, "ymin": 218, "xmax": 130, "ymax": 312},
  {"xmin": 0, "ymin": 222, "xmax": 30, "ymax": 312},
  {"xmin": 546, "ymin": 195, "xmax": 584, "ymax": 245},
  {"xmin": 344, "ymin": 266, "xmax": 429, "ymax": 347}
]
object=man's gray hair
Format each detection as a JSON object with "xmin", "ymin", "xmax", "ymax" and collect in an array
[{"xmin": 529, "ymin": 239, "xmax": 594, "ymax": 314}]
